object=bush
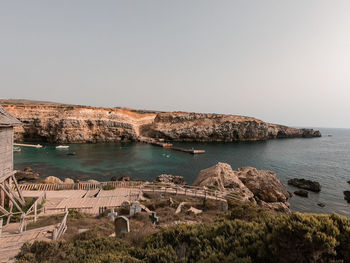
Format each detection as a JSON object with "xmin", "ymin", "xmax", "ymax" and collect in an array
[
  {"xmin": 16, "ymin": 208, "xmax": 350, "ymax": 263},
  {"xmin": 102, "ymin": 184, "xmax": 116, "ymax": 190}
]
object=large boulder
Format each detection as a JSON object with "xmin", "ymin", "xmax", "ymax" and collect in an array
[
  {"xmin": 193, "ymin": 163, "xmax": 254, "ymax": 201},
  {"xmin": 63, "ymin": 178, "xmax": 74, "ymax": 184},
  {"xmin": 44, "ymin": 176, "xmax": 63, "ymax": 184},
  {"xmin": 237, "ymin": 167, "xmax": 291, "ymax": 203},
  {"xmin": 15, "ymin": 168, "xmax": 40, "ymax": 182},
  {"xmin": 193, "ymin": 163, "xmax": 292, "ymax": 213}
]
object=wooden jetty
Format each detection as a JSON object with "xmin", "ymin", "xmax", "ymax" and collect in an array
[
  {"xmin": 138, "ymin": 137, "xmax": 205, "ymax": 154},
  {"xmin": 14, "ymin": 143, "xmax": 42, "ymax": 148}
]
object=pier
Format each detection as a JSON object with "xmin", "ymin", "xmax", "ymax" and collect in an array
[
  {"xmin": 14, "ymin": 143, "xmax": 42, "ymax": 148},
  {"xmin": 138, "ymin": 137, "xmax": 205, "ymax": 154}
]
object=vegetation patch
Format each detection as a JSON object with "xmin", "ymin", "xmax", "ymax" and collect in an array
[{"xmin": 15, "ymin": 199, "xmax": 350, "ymax": 263}]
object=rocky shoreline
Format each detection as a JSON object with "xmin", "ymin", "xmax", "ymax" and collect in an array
[
  {"xmin": 16, "ymin": 163, "xmax": 294, "ymax": 213},
  {"xmin": 1, "ymin": 100, "xmax": 321, "ymax": 143}
]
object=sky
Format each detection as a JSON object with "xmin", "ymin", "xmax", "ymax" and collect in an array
[{"xmin": 1, "ymin": 1, "xmax": 350, "ymax": 128}]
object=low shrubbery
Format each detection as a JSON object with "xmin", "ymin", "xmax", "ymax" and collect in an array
[{"xmin": 16, "ymin": 209, "xmax": 350, "ymax": 263}]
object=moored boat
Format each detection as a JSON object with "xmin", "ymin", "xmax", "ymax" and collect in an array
[
  {"xmin": 56, "ymin": 145, "xmax": 69, "ymax": 149},
  {"xmin": 13, "ymin": 146, "xmax": 21, "ymax": 152}
]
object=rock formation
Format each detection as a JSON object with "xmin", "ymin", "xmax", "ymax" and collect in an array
[
  {"xmin": 344, "ymin": 191, "xmax": 350, "ymax": 203},
  {"xmin": 15, "ymin": 167, "xmax": 40, "ymax": 183},
  {"xmin": 193, "ymin": 163, "xmax": 291, "ymax": 212},
  {"xmin": 2, "ymin": 103, "xmax": 155, "ymax": 143},
  {"xmin": 148, "ymin": 112, "xmax": 321, "ymax": 142},
  {"xmin": 44, "ymin": 176, "xmax": 63, "ymax": 184},
  {"xmin": 1, "ymin": 100, "xmax": 321, "ymax": 143},
  {"xmin": 236, "ymin": 167, "xmax": 291, "ymax": 203},
  {"xmin": 155, "ymin": 174, "xmax": 186, "ymax": 185},
  {"xmin": 288, "ymin": 178, "xmax": 321, "ymax": 192},
  {"xmin": 193, "ymin": 163, "xmax": 254, "ymax": 201},
  {"xmin": 294, "ymin": 190, "xmax": 309, "ymax": 198}
]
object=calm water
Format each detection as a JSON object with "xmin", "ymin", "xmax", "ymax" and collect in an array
[{"xmin": 14, "ymin": 128, "xmax": 350, "ymax": 217}]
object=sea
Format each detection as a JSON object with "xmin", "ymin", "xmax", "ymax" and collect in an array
[{"xmin": 13, "ymin": 128, "xmax": 350, "ymax": 217}]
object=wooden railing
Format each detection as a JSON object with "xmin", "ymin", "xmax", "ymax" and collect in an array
[
  {"xmin": 52, "ymin": 208, "xmax": 68, "ymax": 240},
  {"xmin": 17, "ymin": 181, "xmax": 143, "ymax": 191},
  {"xmin": 142, "ymin": 183, "xmax": 242, "ymax": 202}
]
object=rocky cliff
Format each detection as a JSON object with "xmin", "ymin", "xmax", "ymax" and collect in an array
[
  {"xmin": 2, "ymin": 104, "xmax": 155, "ymax": 143},
  {"xmin": 1, "ymin": 100, "xmax": 321, "ymax": 143},
  {"xmin": 148, "ymin": 112, "xmax": 321, "ymax": 142}
]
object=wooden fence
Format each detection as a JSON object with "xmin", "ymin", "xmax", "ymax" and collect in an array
[
  {"xmin": 17, "ymin": 181, "xmax": 143, "ymax": 191},
  {"xmin": 52, "ymin": 208, "xmax": 68, "ymax": 240}
]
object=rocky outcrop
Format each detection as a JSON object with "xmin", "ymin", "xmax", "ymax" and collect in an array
[
  {"xmin": 1, "ymin": 100, "xmax": 321, "ymax": 143},
  {"xmin": 288, "ymin": 178, "xmax": 321, "ymax": 192},
  {"xmin": 193, "ymin": 163, "xmax": 254, "ymax": 201},
  {"xmin": 44, "ymin": 176, "xmax": 63, "ymax": 184},
  {"xmin": 15, "ymin": 167, "xmax": 40, "ymax": 183},
  {"xmin": 148, "ymin": 112, "xmax": 321, "ymax": 142},
  {"xmin": 193, "ymin": 163, "xmax": 291, "ymax": 212},
  {"xmin": 237, "ymin": 167, "xmax": 291, "ymax": 203},
  {"xmin": 155, "ymin": 174, "xmax": 186, "ymax": 185},
  {"xmin": 344, "ymin": 191, "xmax": 350, "ymax": 203},
  {"xmin": 294, "ymin": 190, "xmax": 308, "ymax": 198},
  {"xmin": 2, "ymin": 103, "xmax": 155, "ymax": 143}
]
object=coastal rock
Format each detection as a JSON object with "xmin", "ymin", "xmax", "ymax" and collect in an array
[
  {"xmin": 15, "ymin": 168, "xmax": 40, "ymax": 182},
  {"xmin": 347, "ymin": 181, "xmax": 350, "ymax": 185},
  {"xmin": 44, "ymin": 176, "xmax": 63, "ymax": 184},
  {"xmin": 2, "ymin": 103, "xmax": 155, "ymax": 143},
  {"xmin": 148, "ymin": 112, "xmax": 321, "ymax": 142},
  {"xmin": 237, "ymin": 167, "xmax": 291, "ymax": 203},
  {"xmin": 317, "ymin": 203, "xmax": 326, "ymax": 207},
  {"xmin": 155, "ymin": 174, "xmax": 186, "ymax": 185},
  {"xmin": 193, "ymin": 163, "xmax": 254, "ymax": 201},
  {"xmin": 294, "ymin": 190, "xmax": 309, "ymax": 198},
  {"xmin": 63, "ymin": 178, "xmax": 74, "ymax": 184},
  {"xmin": 2, "ymin": 102, "xmax": 321, "ymax": 143},
  {"xmin": 344, "ymin": 191, "xmax": 350, "ymax": 203},
  {"xmin": 288, "ymin": 178, "xmax": 321, "ymax": 192},
  {"xmin": 193, "ymin": 163, "xmax": 292, "ymax": 212}
]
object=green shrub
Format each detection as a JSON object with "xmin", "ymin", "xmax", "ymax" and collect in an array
[
  {"xmin": 102, "ymin": 184, "xmax": 116, "ymax": 190},
  {"xmin": 16, "ymin": 208, "xmax": 350, "ymax": 263}
]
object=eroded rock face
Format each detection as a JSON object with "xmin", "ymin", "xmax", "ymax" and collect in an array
[
  {"xmin": 149, "ymin": 112, "xmax": 321, "ymax": 142},
  {"xmin": 237, "ymin": 167, "xmax": 291, "ymax": 203},
  {"xmin": 193, "ymin": 163, "xmax": 291, "ymax": 212},
  {"xmin": 1, "ymin": 102, "xmax": 321, "ymax": 143},
  {"xmin": 193, "ymin": 163, "xmax": 254, "ymax": 201},
  {"xmin": 2, "ymin": 104, "xmax": 156, "ymax": 143},
  {"xmin": 155, "ymin": 174, "xmax": 186, "ymax": 185}
]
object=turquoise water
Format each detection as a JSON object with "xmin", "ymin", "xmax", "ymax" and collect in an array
[{"xmin": 14, "ymin": 128, "xmax": 350, "ymax": 217}]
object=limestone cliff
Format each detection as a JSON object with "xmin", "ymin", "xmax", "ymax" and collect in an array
[
  {"xmin": 147, "ymin": 112, "xmax": 321, "ymax": 142},
  {"xmin": 2, "ymin": 104, "xmax": 155, "ymax": 143},
  {"xmin": 1, "ymin": 100, "xmax": 321, "ymax": 143}
]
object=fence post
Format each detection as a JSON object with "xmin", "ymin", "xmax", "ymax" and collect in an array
[
  {"xmin": 0, "ymin": 218, "xmax": 3, "ymax": 237},
  {"xmin": 34, "ymin": 201, "xmax": 37, "ymax": 222}
]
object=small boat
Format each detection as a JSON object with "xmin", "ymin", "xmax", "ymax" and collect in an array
[
  {"xmin": 13, "ymin": 146, "xmax": 21, "ymax": 152},
  {"xmin": 56, "ymin": 145, "xmax": 69, "ymax": 149}
]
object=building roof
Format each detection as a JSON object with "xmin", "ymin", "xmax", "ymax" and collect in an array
[{"xmin": 0, "ymin": 105, "xmax": 21, "ymax": 127}]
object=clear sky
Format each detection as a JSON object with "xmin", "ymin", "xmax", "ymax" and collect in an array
[{"xmin": 1, "ymin": 1, "xmax": 350, "ymax": 128}]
